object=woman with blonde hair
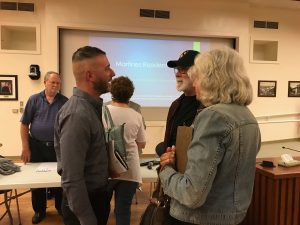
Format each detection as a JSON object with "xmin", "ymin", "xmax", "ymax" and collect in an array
[{"xmin": 160, "ymin": 48, "xmax": 261, "ymax": 225}]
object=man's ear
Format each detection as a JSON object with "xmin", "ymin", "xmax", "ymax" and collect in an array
[{"xmin": 86, "ymin": 70, "xmax": 93, "ymax": 81}]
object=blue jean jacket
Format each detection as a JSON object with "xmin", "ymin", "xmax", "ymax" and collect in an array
[{"xmin": 160, "ymin": 103, "xmax": 261, "ymax": 225}]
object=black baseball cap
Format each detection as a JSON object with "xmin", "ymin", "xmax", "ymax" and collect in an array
[{"xmin": 167, "ymin": 50, "xmax": 200, "ymax": 68}]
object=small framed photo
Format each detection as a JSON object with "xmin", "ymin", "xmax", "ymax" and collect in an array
[
  {"xmin": 0, "ymin": 75, "xmax": 18, "ymax": 100},
  {"xmin": 288, "ymin": 81, "xmax": 300, "ymax": 97},
  {"xmin": 258, "ymin": 80, "xmax": 277, "ymax": 97}
]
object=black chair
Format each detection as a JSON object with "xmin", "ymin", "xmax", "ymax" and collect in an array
[{"xmin": 0, "ymin": 189, "xmax": 22, "ymax": 225}]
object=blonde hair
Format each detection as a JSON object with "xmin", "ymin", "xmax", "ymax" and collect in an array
[{"xmin": 188, "ymin": 47, "xmax": 253, "ymax": 106}]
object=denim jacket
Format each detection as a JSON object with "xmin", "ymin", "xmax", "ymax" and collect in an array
[{"xmin": 160, "ymin": 103, "xmax": 261, "ymax": 225}]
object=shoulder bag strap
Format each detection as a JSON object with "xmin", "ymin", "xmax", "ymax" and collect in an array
[{"xmin": 104, "ymin": 105, "xmax": 115, "ymax": 128}]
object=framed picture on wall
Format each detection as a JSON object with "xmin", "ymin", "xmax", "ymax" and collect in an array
[
  {"xmin": 258, "ymin": 80, "xmax": 277, "ymax": 97},
  {"xmin": 0, "ymin": 75, "xmax": 18, "ymax": 100},
  {"xmin": 288, "ymin": 81, "xmax": 300, "ymax": 97}
]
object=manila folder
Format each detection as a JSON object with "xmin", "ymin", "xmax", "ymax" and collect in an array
[{"xmin": 175, "ymin": 126, "xmax": 193, "ymax": 173}]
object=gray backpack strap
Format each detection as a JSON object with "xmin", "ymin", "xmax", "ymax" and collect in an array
[{"xmin": 104, "ymin": 105, "xmax": 115, "ymax": 128}]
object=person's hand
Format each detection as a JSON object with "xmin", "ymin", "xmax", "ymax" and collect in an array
[
  {"xmin": 160, "ymin": 146, "xmax": 176, "ymax": 168},
  {"xmin": 21, "ymin": 147, "xmax": 31, "ymax": 164}
]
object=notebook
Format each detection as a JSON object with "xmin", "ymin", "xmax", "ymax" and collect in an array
[{"xmin": 175, "ymin": 126, "xmax": 193, "ymax": 173}]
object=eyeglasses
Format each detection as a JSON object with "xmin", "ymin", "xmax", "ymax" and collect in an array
[{"xmin": 174, "ymin": 67, "xmax": 189, "ymax": 75}]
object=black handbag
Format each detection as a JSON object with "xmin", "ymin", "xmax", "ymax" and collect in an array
[{"xmin": 140, "ymin": 174, "xmax": 171, "ymax": 225}]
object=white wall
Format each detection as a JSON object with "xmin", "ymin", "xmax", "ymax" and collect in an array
[{"xmin": 0, "ymin": 0, "xmax": 300, "ymax": 156}]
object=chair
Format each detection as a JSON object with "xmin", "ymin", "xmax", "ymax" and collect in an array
[{"xmin": 0, "ymin": 189, "xmax": 22, "ymax": 225}]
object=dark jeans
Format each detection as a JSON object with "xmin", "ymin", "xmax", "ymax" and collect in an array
[
  {"xmin": 107, "ymin": 179, "xmax": 138, "ymax": 225},
  {"xmin": 61, "ymin": 188, "xmax": 110, "ymax": 225},
  {"xmin": 31, "ymin": 187, "xmax": 62, "ymax": 212},
  {"xmin": 29, "ymin": 137, "xmax": 62, "ymax": 213}
]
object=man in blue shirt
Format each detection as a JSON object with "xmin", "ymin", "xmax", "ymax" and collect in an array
[{"xmin": 20, "ymin": 71, "xmax": 68, "ymax": 224}]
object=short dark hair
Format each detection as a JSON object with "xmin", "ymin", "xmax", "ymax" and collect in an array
[
  {"xmin": 72, "ymin": 46, "xmax": 106, "ymax": 62},
  {"xmin": 111, "ymin": 76, "xmax": 134, "ymax": 103}
]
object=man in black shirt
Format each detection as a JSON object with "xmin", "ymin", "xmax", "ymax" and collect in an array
[{"xmin": 161, "ymin": 50, "xmax": 205, "ymax": 155}]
